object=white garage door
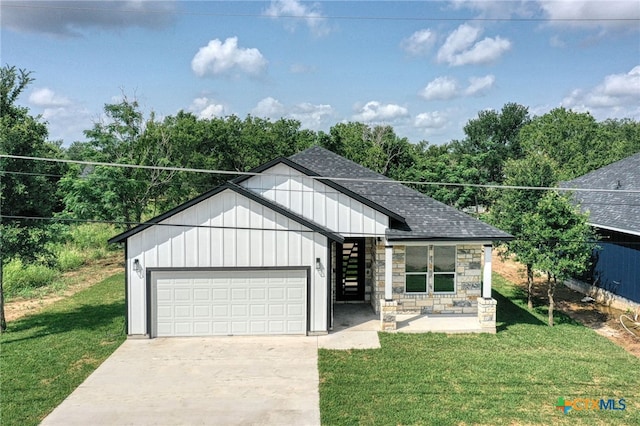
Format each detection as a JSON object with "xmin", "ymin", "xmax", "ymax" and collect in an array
[{"xmin": 152, "ymin": 269, "xmax": 307, "ymax": 337}]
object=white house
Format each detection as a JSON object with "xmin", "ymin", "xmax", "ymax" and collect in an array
[{"xmin": 109, "ymin": 146, "xmax": 512, "ymax": 337}]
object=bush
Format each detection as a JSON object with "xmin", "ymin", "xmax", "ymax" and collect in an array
[
  {"xmin": 55, "ymin": 247, "xmax": 86, "ymax": 271},
  {"xmin": 69, "ymin": 223, "xmax": 117, "ymax": 251},
  {"xmin": 3, "ymin": 258, "xmax": 59, "ymax": 297}
]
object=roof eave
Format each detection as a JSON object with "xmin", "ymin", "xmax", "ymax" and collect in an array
[{"xmin": 385, "ymin": 235, "xmax": 514, "ymax": 243}]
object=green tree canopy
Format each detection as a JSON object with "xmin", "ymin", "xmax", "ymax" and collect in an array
[{"xmin": 522, "ymin": 191, "xmax": 596, "ymax": 326}]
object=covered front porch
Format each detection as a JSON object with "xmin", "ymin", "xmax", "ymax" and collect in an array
[
  {"xmin": 332, "ymin": 304, "xmax": 490, "ymax": 333},
  {"xmin": 329, "ymin": 237, "xmax": 497, "ymax": 334},
  {"xmin": 318, "ymin": 304, "xmax": 495, "ymax": 350}
]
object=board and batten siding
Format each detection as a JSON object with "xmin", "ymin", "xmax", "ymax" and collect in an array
[
  {"xmin": 241, "ymin": 163, "xmax": 389, "ymax": 236},
  {"xmin": 126, "ymin": 189, "xmax": 329, "ymax": 335}
]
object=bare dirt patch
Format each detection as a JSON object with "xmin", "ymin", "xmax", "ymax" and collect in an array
[
  {"xmin": 493, "ymin": 251, "xmax": 640, "ymax": 358},
  {"xmin": 4, "ymin": 254, "xmax": 124, "ymax": 322}
]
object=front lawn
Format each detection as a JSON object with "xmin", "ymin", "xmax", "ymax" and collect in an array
[
  {"xmin": 0, "ymin": 273, "xmax": 126, "ymax": 426},
  {"xmin": 319, "ymin": 274, "xmax": 640, "ymax": 425}
]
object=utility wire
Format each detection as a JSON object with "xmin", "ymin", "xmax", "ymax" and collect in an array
[
  {"xmin": 4, "ymin": 168, "xmax": 640, "ymax": 208},
  {"xmin": 3, "ymin": 154, "xmax": 640, "ymax": 194},
  {"xmin": 4, "ymin": 214, "xmax": 633, "ymax": 245}
]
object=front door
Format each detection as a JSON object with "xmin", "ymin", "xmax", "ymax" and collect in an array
[{"xmin": 336, "ymin": 238, "xmax": 366, "ymax": 301}]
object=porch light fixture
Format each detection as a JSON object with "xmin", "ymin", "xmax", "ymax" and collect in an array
[
  {"xmin": 316, "ymin": 257, "xmax": 322, "ymax": 270},
  {"xmin": 133, "ymin": 258, "xmax": 143, "ymax": 274}
]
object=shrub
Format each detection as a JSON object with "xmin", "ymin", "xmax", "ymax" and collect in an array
[
  {"xmin": 55, "ymin": 247, "xmax": 86, "ymax": 271},
  {"xmin": 3, "ymin": 258, "xmax": 59, "ymax": 297},
  {"xmin": 69, "ymin": 223, "xmax": 117, "ymax": 251}
]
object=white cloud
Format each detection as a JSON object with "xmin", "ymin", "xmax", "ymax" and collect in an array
[
  {"xmin": 562, "ymin": 65, "xmax": 640, "ymax": 118},
  {"xmin": 189, "ymin": 97, "xmax": 226, "ymax": 119},
  {"xmin": 251, "ymin": 97, "xmax": 286, "ymax": 118},
  {"xmin": 352, "ymin": 101, "xmax": 409, "ymax": 122},
  {"xmin": 191, "ymin": 37, "xmax": 267, "ymax": 77},
  {"xmin": 419, "ymin": 76, "xmax": 459, "ymax": 100},
  {"xmin": 401, "ymin": 29, "xmax": 436, "ymax": 56},
  {"xmin": 437, "ymin": 23, "xmax": 511, "ymax": 66},
  {"xmin": 264, "ymin": 0, "xmax": 331, "ymax": 37},
  {"xmin": 29, "ymin": 88, "xmax": 71, "ymax": 107},
  {"xmin": 420, "ymin": 74, "xmax": 496, "ymax": 100},
  {"xmin": 2, "ymin": 0, "xmax": 177, "ymax": 36},
  {"xmin": 25, "ymin": 87, "xmax": 90, "ymax": 143},
  {"xmin": 540, "ymin": 0, "xmax": 640, "ymax": 30},
  {"xmin": 465, "ymin": 74, "xmax": 496, "ymax": 96},
  {"xmin": 414, "ymin": 111, "xmax": 448, "ymax": 129},
  {"xmin": 251, "ymin": 98, "xmax": 333, "ymax": 130},
  {"xmin": 289, "ymin": 103, "xmax": 334, "ymax": 130}
]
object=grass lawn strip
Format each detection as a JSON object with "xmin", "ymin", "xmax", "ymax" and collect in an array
[
  {"xmin": 319, "ymin": 273, "xmax": 640, "ymax": 425},
  {"xmin": 0, "ymin": 273, "xmax": 126, "ymax": 426}
]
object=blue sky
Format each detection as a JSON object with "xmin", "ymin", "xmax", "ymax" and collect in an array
[{"xmin": 2, "ymin": 1, "xmax": 639, "ymax": 146}]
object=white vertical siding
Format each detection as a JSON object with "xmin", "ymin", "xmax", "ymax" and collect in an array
[
  {"xmin": 126, "ymin": 188, "xmax": 329, "ymax": 335},
  {"xmin": 241, "ymin": 163, "xmax": 389, "ymax": 236}
]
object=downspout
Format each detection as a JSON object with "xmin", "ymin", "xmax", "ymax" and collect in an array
[
  {"xmin": 327, "ymin": 240, "xmax": 333, "ymax": 331},
  {"xmin": 124, "ymin": 242, "xmax": 129, "ymax": 335}
]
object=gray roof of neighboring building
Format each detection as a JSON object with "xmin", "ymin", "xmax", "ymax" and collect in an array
[
  {"xmin": 289, "ymin": 146, "xmax": 512, "ymax": 241},
  {"xmin": 560, "ymin": 152, "xmax": 640, "ymax": 236}
]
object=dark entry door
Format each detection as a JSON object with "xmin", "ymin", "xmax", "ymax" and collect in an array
[{"xmin": 336, "ymin": 238, "xmax": 366, "ymax": 301}]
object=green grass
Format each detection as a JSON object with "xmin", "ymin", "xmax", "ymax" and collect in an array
[
  {"xmin": 319, "ymin": 274, "xmax": 640, "ymax": 425},
  {"xmin": 0, "ymin": 273, "xmax": 126, "ymax": 426}
]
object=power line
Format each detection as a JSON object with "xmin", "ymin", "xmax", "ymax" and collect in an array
[
  {"xmin": 2, "ymin": 3, "xmax": 638, "ymax": 23},
  {"xmin": 4, "ymin": 214, "xmax": 634, "ymax": 245},
  {"xmin": 3, "ymin": 154, "xmax": 640, "ymax": 194}
]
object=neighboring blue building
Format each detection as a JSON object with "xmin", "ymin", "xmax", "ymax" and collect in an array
[{"xmin": 562, "ymin": 153, "xmax": 640, "ymax": 305}]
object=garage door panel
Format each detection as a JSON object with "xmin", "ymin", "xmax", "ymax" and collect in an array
[
  {"xmin": 268, "ymin": 288, "xmax": 285, "ymax": 300},
  {"xmin": 174, "ymin": 289, "xmax": 191, "ymax": 301},
  {"xmin": 213, "ymin": 305, "xmax": 228, "ymax": 317},
  {"xmin": 174, "ymin": 306, "xmax": 191, "ymax": 318},
  {"xmin": 212, "ymin": 288, "xmax": 229, "ymax": 300},
  {"xmin": 193, "ymin": 305, "xmax": 210, "ymax": 317},
  {"xmin": 250, "ymin": 288, "xmax": 266, "ymax": 300},
  {"xmin": 269, "ymin": 304, "xmax": 285, "ymax": 316},
  {"xmin": 154, "ymin": 269, "xmax": 306, "ymax": 337},
  {"xmin": 250, "ymin": 304, "xmax": 266, "ymax": 316},
  {"xmin": 193, "ymin": 288, "xmax": 211, "ymax": 301},
  {"xmin": 193, "ymin": 322, "xmax": 211, "ymax": 334}
]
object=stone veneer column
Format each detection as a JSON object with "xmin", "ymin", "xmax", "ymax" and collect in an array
[
  {"xmin": 477, "ymin": 297, "xmax": 497, "ymax": 333},
  {"xmin": 380, "ymin": 299, "xmax": 398, "ymax": 331}
]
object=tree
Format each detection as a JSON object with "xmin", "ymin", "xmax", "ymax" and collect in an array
[
  {"xmin": 450, "ymin": 102, "xmax": 530, "ymax": 207},
  {"xmin": 489, "ymin": 153, "xmax": 557, "ymax": 308},
  {"xmin": 398, "ymin": 142, "xmax": 481, "ymax": 208},
  {"xmin": 519, "ymin": 108, "xmax": 600, "ymax": 180},
  {"xmin": 60, "ymin": 97, "xmax": 176, "ymax": 228},
  {"xmin": 319, "ymin": 122, "xmax": 416, "ymax": 178},
  {"xmin": 521, "ymin": 192, "xmax": 596, "ymax": 326},
  {"xmin": 0, "ymin": 66, "xmax": 65, "ymax": 332}
]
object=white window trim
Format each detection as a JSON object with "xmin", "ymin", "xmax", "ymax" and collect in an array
[
  {"xmin": 432, "ymin": 245, "xmax": 457, "ymax": 294},
  {"xmin": 404, "ymin": 245, "xmax": 458, "ymax": 295},
  {"xmin": 405, "ymin": 271, "xmax": 428, "ymax": 294},
  {"xmin": 405, "ymin": 245, "xmax": 429, "ymax": 294}
]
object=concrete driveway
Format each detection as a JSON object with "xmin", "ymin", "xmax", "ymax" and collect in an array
[{"xmin": 41, "ymin": 336, "xmax": 320, "ymax": 426}]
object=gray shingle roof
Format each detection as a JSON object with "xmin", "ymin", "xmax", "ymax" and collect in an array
[
  {"xmin": 289, "ymin": 146, "xmax": 512, "ymax": 241},
  {"xmin": 560, "ymin": 152, "xmax": 640, "ymax": 236}
]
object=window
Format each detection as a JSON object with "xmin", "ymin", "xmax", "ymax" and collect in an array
[
  {"xmin": 433, "ymin": 246, "xmax": 456, "ymax": 293},
  {"xmin": 405, "ymin": 246, "xmax": 428, "ymax": 293},
  {"xmin": 404, "ymin": 245, "xmax": 457, "ymax": 294}
]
